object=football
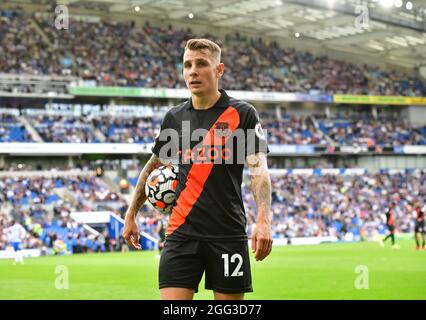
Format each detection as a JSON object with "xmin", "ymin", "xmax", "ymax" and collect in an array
[{"xmin": 145, "ymin": 165, "xmax": 179, "ymax": 214}]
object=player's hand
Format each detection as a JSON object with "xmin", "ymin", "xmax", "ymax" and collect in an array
[
  {"xmin": 251, "ymin": 221, "xmax": 273, "ymax": 261},
  {"xmin": 123, "ymin": 214, "xmax": 141, "ymax": 250}
]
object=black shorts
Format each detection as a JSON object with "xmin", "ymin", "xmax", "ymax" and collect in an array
[
  {"xmin": 159, "ymin": 238, "xmax": 253, "ymax": 294},
  {"xmin": 415, "ymin": 222, "xmax": 425, "ymax": 234},
  {"xmin": 387, "ymin": 225, "xmax": 395, "ymax": 233}
]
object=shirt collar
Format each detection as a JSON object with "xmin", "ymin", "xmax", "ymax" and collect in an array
[{"xmin": 187, "ymin": 89, "xmax": 229, "ymax": 110}]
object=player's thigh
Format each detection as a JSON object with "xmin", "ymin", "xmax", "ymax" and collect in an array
[
  {"xmin": 159, "ymin": 239, "xmax": 204, "ymax": 292},
  {"xmin": 203, "ymin": 241, "xmax": 253, "ymax": 294}
]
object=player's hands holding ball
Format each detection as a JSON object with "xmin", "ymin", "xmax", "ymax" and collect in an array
[{"xmin": 122, "ymin": 165, "xmax": 178, "ymax": 251}]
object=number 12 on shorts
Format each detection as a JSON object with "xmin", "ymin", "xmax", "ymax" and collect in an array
[{"xmin": 221, "ymin": 253, "xmax": 244, "ymax": 277}]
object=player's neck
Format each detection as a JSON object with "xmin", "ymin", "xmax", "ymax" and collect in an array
[{"xmin": 192, "ymin": 90, "xmax": 221, "ymax": 110}]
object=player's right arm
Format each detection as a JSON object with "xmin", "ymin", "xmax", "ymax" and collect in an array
[
  {"xmin": 123, "ymin": 109, "xmax": 177, "ymax": 249},
  {"xmin": 123, "ymin": 154, "xmax": 163, "ymax": 249}
]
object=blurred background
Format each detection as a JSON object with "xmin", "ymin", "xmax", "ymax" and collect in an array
[{"xmin": 0, "ymin": 0, "xmax": 425, "ymax": 257}]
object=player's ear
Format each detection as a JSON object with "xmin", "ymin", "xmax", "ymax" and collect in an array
[{"xmin": 216, "ymin": 63, "xmax": 225, "ymax": 78}]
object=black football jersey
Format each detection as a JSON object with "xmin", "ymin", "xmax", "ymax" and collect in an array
[
  {"xmin": 152, "ymin": 89, "xmax": 269, "ymax": 241},
  {"xmin": 416, "ymin": 207, "xmax": 424, "ymax": 221}
]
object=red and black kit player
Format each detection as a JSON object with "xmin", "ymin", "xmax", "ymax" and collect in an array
[
  {"xmin": 123, "ymin": 38, "xmax": 273, "ymax": 300},
  {"xmin": 414, "ymin": 204, "xmax": 425, "ymax": 250},
  {"xmin": 382, "ymin": 202, "xmax": 398, "ymax": 248},
  {"xmin": 151, "ymin": 87, "xmax": 270, "ymax": 298}
]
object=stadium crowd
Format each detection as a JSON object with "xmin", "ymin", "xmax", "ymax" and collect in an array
[
  {"xmin": 1, "ymin": 110, "xmax": 426, "ymax": 147},
  {"xmin": 29, "ymin": 115, "xmax": 101, "ymax": 143},
  {"xmin": 0, "ymin": 113, "xmax": 33, "ymax": 142},
  {"xmin": 0, "ymin": 7, "xmax": 425, "ymax": 96},
  {"xmin": 0, "ymin": 174, "xmax": 128, "ymax": 253},
  {"xmin": 2, "ymin": 168, "xmax": 424, "ymax": 254},
  {"xmin": 93, "ymin": 116, "xmax": 161, "ymax": 144},
  {"xmin": 319, "ymin": 118, "xmax": 426, "ymax": 147},
  {"xmin": 264, "ymin": 116, "xmax": 329, "ymax": 146},
  {"xmin": 0, "ymin": 175, "xmax": 124, "ymax": 211},
  {"xmin": 243, "ymin": 171, "xmax": 426, "ymax": 241},
  {"xmin": 1, "ymin": 6, "xmax": 425, "ymax": 255}
]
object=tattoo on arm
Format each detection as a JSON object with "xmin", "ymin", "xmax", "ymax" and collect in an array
[
  {"xmin": 247, "ymin": 153, "xmax": 272, "ymax": 224},
  {"xmin": 127, "ymin": 154, "xmax": 163, "ymax": 218}
]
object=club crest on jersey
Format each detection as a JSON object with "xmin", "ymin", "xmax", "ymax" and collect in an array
[
  {"xmin": 255, "ymin": 122, "xmax": 266, "ymax": 140},
  {"xmin": 214, "ymin": 122, "xmax": 231, "ymax": 138}
]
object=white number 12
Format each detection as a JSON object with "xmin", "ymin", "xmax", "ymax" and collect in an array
[{"xmin": 221, "ymin": 253, "xmax": 244, "ymax": 277}]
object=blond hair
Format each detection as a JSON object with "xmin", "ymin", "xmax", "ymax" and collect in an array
[{"xmin": 184, "ymin": 38, "xmax": 221, "ymax": 63}]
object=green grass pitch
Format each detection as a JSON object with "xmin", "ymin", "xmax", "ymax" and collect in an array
[{"xmin": 1, "ymin": 240, "xmax": 425, "ymax": 300}]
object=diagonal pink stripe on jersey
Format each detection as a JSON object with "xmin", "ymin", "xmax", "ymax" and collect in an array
[{"xmin": 167, "ymin": 106, "xmax": 240, "ymax": 236}]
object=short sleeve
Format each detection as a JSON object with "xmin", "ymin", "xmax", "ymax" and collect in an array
[
  {"xmin": 244, "ymin": 105, "xmax": 269, "ymax": 157},
  {"xmin": 151, "ymin": 112, "xmax": 178, "ymax": 159}
]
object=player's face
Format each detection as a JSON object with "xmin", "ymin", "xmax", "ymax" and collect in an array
[{"xmin": 183, "ymin": 49, "xmax": 224, "ymax": 96}]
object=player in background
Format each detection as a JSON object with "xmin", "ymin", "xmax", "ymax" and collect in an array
[
  {"xmin": 380, "ymin": 202, "xmax": 400, "ymax": 249},
  {"xmin": 7, "ymin": 220, "xmax": 27, "ymax": 264},
  {"xmin": 414, "ymin": 203, "xmax": 425, "ymax": 250}
]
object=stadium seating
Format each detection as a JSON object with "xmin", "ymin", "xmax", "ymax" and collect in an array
[
  {"xmin": 264, "ymin": 116, "xmax": 328, "ymax": 146},
  {"xmin": 0, "ymin": 113, "xmax": 33, "ymax": 142},
  {"xmin": 0, "ymin": 7, "xmax": 424, "ymax": 96},
  {"xmin": 0, "ymin": 174, "xmax": 127, "ymax": 253},
  {"xmin": 29, "ymin": 115, "xmax": 101, "ymax": 143},
  {"xmin": 1, "ymin": 165, "xmax": 425, "ymax": 253},
  {"xmin": 95, "ymin": 116, "xmax": 161, "ymax": 144},
  {"xmin": 0, "ymin": 6, "xmax": 425, "ymax": 257},
  {"xmin": 318, "ymin": 118, "xmax": 426, "ymax": 147},
  {"xmin": 2, "ymin": 109, "xmax": 425, "ymax": 147},
  {"xmin": 243, "ymin": 170, "xmax": 425, "ymax": 240}
]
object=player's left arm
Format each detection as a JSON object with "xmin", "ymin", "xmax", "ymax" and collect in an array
[{"xmin": 247, "ymin": 152, "xmax": 272, "ymax": 261}]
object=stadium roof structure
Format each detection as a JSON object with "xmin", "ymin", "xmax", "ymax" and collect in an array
[{"xmin": 12, "ymin": 0, "xmax": 426, "ymax": 69}]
